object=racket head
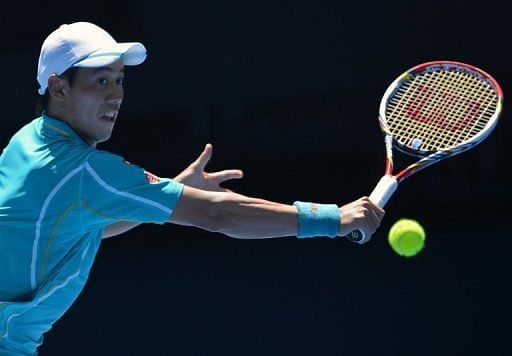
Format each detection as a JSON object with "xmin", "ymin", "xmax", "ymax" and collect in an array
[{"xmin": 379, "ymin": 61, "xmax": 503, "ymax": 158}]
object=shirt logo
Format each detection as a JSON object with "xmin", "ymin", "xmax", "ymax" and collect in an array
[{"xmin": 145, "ymin": 171, "xmax": 161, "ymax": 184}]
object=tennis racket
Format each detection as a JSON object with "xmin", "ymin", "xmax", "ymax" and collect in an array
[{"xmin": 347, "ymin": 60, "xmax": 503, "ymax": 243}]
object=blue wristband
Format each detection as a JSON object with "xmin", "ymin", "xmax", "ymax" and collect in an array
[{"xmin": 293, "ymin": 201, "xmax": 340, "ymax": 238}]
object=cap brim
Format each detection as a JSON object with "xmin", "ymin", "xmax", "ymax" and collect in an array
[{"xmin": 72, "ymin": 42, "xmax": 147, "ymax": 68}]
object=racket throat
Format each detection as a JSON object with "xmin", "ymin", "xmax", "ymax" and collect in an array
[{"xmin": 368, "ymin": 175, "xmax": 398, "ymax": 208}]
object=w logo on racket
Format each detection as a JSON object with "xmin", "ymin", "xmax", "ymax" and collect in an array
[{"xmin": 406, "ymin": 84, "xmax": 483, "ymax": 132}]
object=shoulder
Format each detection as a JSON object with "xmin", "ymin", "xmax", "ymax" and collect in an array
[
  {"xmin": 4, "ymin": 118, "xmax": 39, "ymax": 147},
  {"xmin": 85, "ymin": 149, "xmax": 147, "ymax": 182},
  {"xmin": 87, "ymin": 149, "xmax": 140, "ymax": 169}
]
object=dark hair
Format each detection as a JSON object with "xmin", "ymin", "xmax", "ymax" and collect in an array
[{"xmin": 35, "ymin": 67, "xmax": 80, "ymax": 116}]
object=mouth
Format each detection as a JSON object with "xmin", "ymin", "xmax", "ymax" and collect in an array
[{"xmin": 101, "ymin": 112, "xmax": 117, "ymax": 123}]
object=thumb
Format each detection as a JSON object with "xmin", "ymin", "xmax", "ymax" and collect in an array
[{"xmin": 194, "ymin": 143, "xmax": 213, "ymax": 170}]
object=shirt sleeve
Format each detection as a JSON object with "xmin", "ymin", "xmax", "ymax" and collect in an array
[{"xmin": 80, "ymin": 150, "xmax": 184, "ymax": 229}]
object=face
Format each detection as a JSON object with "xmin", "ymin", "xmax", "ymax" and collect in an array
[{"xmin": 61, "ymin": 60, "xmax": 125, "ymax": 147}]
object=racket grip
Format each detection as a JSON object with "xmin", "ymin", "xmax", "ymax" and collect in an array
[{"xmin": 346, "ymin": 175, "xmax": 398, "ymax": 243}]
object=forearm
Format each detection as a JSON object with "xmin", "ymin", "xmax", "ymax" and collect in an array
[
  {"xmin": 213, "ymin": 194, "xmax": 298, "ymax": 238},
  {"xmin": 169, "ymin": 185, "xmax": 384, "ymax": 242},
  {"xmin": 169, "ymin": 186, "xmax": 298, "ymax": 239}
]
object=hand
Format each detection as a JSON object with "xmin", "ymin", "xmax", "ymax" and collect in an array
[
  {"xmin": 337, "ymin": 197, "xmax": 385, "ymax": 244},
  {"xmin": 173, "ymin": 144, "xmax": 244, "ymax": 192}
]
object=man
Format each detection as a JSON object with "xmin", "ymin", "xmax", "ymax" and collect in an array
[{"xmin": 0, "ymin": 22, "xmax": 384, "ymax": 355}]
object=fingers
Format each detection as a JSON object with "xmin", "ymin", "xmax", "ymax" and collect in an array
[
  {"xmin": 366, "ymin": 201, "xmax": 382, "ymax": 229},
  {"xmin": 209, "ymin": 169, "xmax": 244, "ymax": 183},
  {"xmin": 359, "ymin": 197, "xmax": 385, "ymax": 238},
  {"xmin": 194, "ymin": 143, "xmax": 213, "ymax": 171},
  {"xmin": 338, "ymin": 196, "xmax": 385, "ymax": 244},
  {"xmin": 184, "ymin": 143, "xmax": 245, "ymax": 192}
]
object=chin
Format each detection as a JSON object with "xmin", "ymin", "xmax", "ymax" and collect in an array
[
  {"xmin": 99, "ymin": 136, "xmax": 112, "ymax": 144},
  {"xmin": 94, "ymin": 133, "xmax": 112, "ymax": 146}
]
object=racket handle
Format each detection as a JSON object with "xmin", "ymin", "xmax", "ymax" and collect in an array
[{"xmin": 346, "ymin": 175, "xmax": 398, "ymax": 243}]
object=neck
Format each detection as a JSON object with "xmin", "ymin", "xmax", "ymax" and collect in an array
[{"xmin": 44, "ymin": 110, "xmax": 98, "ymax": 148}]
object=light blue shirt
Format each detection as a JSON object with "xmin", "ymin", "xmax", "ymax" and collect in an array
[{"xmin": 0, "ymin": 114, "xmax": 184, "ymax": 355}]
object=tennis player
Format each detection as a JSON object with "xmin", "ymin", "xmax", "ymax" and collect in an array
[{"xmin": 0, "ymin": 22, "xmax": 384, "ymax": 355}]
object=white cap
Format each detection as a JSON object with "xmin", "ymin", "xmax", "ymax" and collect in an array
[{"xmin": 37, "ymin": 22, "xmax": 147, "ymax": 95}]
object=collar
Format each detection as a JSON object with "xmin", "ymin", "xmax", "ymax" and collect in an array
[{"xmin": 40, "ymin": 113, "xmax": 85, "ymax": 143}]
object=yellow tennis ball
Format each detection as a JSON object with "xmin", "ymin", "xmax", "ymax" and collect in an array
[{"xmin": 388, "ymin": 218, "xmax": 426, "ymax": 257}]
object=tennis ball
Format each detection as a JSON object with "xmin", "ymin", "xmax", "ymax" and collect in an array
[{"xmin": 388, "ymin": 218, "xmax": 426, "ymax": 257}]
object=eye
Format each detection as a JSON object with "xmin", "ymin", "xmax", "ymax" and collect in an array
[
  {"xmin": 97, "ymin": 78, "xmax": 108, "ymax": 86},
  {"xmin": 116, "ymin": 77, "xmax": 124, "ymax": 85}
]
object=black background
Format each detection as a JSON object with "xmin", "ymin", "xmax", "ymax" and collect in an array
[{"xmin": 1, "ymin": 1, "xmax": 511, "ymax": 355}]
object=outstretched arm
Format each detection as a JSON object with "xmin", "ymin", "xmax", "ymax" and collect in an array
[
  {"xmin": 169, "ymin": 185, "xmax": 384, "ymax": 241},
  {"xmin": 103, "ymin": 144, "xmax": 385, "ymax": 242}
]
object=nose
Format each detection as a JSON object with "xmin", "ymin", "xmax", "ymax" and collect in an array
[{"xmin": 107, "ymin": 83, "xmax": 123, "ymax": 105}]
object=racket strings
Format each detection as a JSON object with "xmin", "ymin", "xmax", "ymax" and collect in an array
[
  {"xmin": 385, "ymin": 69, "xmax": 498, "ymax": 151},
  {"xmin": 420, "ymin": 71, "xmax": 481, "ymax": 149},
  {"xmin": 391, "ymin": 72, "xmax": 482, "ymax": 149},
  {"xmin": 389, "ymin": 71, "xmax": 496, "ymax": 149}
]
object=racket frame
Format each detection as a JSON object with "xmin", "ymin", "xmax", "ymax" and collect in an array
[
  {"xmin": 347, "ymin": 61, "xmax": 503, "ymax": 244},
  {"xmin": 379, "ymin": 60, "xmax": 503, "ymax": 182}
]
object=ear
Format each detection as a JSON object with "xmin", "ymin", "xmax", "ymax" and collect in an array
[{"xmin": 47, "ymin": 75, "xmax": 68, "ymax": 102}]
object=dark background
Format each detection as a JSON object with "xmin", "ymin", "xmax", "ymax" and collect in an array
[{"xmin": 2, "ymin": 1, "xmax": 512, "ymax": 355}]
